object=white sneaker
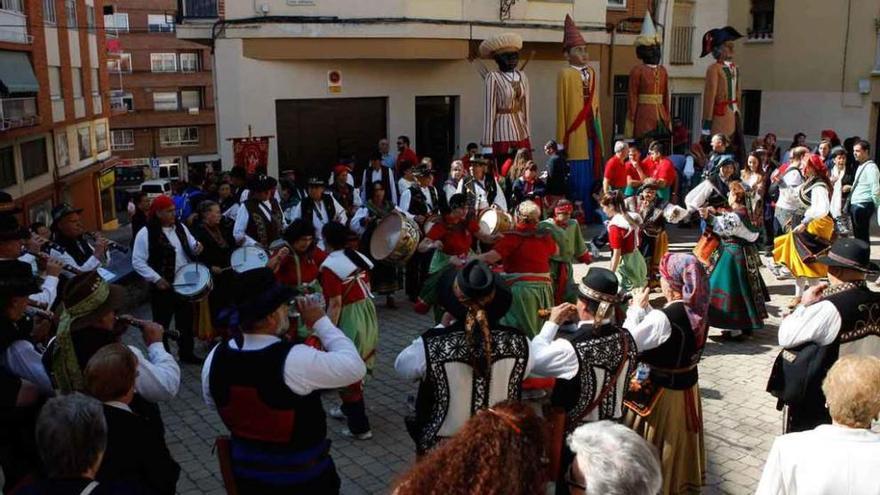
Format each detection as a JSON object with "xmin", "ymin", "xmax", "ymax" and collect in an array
[
  {"xmin": 589, "ymin": 241, "xmax": 600, "ymax": 259},
  {"xmin": 328, "ymin": 406, "xmax": 345, "ymax": 420},
  {"xmin": 340, "ymin": 428, "xmax": 373, "ymax": 440}
]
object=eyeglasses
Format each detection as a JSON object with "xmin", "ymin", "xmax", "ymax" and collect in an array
[{"xmin": 564, "ymin": 464, "xmax": 587, "ymax": 492}]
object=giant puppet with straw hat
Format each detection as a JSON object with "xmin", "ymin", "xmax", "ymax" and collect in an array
[
  {"xmin": 700, "ymin": 26, "xmax": 745, "ymax": 163},
  {"xmin": 478, "ymin": 32, "xmax": 531, "ymax": 165},
  {"xmin": 626, "ymin": 12, "xmax": 671, "ymax": 148},
  {"xmin": 556, "ymin": 15, "xmax": 603, "ymax": 218}
]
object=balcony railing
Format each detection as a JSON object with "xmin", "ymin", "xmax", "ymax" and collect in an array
[
  {"xmin": 0, "ymin": 8, "xmax": 30, "ymax": 44},
  {"xmin": 0, "ymin": 97, "xmax": 38, "ymax": 130},
  {"xmin": 179, "ymin": 0, "xmax": 218, "ymax": 19},
  {"xmin": 670, "ymin": 26, "xmax": 694, "ymax": 65}
]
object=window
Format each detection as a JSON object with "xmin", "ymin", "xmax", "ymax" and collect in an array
[
  {"xmin": 104, "ymin": 12, "xmax": 129, "ymax": 33},
  {"xmin": 95, "ymin": 123, "xmax": 108, "ymax": 153},
  {"xmin": 78, "ymin": 126, "xmax": 91, "ymax": 160},
  {"xmin": 49, "ymin": 66, "xmax": 62, "ymax": 100},
  {"xmin": 150, "ymin": 53, "xmax": 177, "ymax": 73},
  {"xmin": 43, "ymin": 0, "xmax": 56, "ymax": 24},
  {"xmin": 86, "ymin": 5, "xmax": 96, "ymax": 32},
  {"xmin": 750, "ymin": 0, "xmax": 774, "ymax": 39},
  {"xmin": 55, "ymin": 132, "xmax": 70, "ymax": 169},
  {"xmin": 742, "ymin": 90, "xmax": 762, "ymax": 136},
  {"xmin": 152, "ymin": 92, "xmax": 178, "ymax": 111},
  {"xmin": 180, "ymin": 89, "xmax": 200, "ymax": 110},
  {"xmin": 21, "ymin": 138, "xmax": 48, "ymax": 180},
  {"xmin": 71, "ymin": 68, "xmax": 83, "ymax": 98},
  {"xmin": 607, "ymin": 0, "xmax": 625, "ymax": 8},
  {"xmin": 65, "ymin": 0, "xmax": 76, "ymax": 28},
  {"xmin": 111, "ymin": 129, "xmax": 134, "ymax": 150},
  {"xmin": 110, "ymin": 90, "xmax": 133, "ymax": 111},
  {"xmin": 671, "ymin": 93, "xmax": 699, "ymax": 151},
  {"xmin": 160, "ymin": 127, "xmax": 199, "ymax": 147},
  {"xmin": 179, "ymin": 52, "xmax": 199, "ymax": 72},
  {"xmin": 0, "ymin": 146, "xmax": 15, "ymax": 188},
  {"xmin": 612, "ymin": 75, "xmax": 629, "ymax": 138},
  {"xmin": 0, "ymin": 0, "xmax": 23, "ymax": 13},
  {"xmin": 107, "ymin": 53, "xmax": 132, "ymax": 73},
  {"xmin": 90, "ymin": 68, "xmax": 99, "ymax": 95},
  {"xmin": 147, "ymin": 14, "xmax": 174, "ymax": 33}
]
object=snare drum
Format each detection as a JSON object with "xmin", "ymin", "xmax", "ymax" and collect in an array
[
  {"xmin": 230, "ymin": 246, "xmax": 269, "ymax": 273},
  {"xmin": 478, "ymin": 208, "xmax": 514, "ymax": 238},
  {"xmin": 370, "ymin": 211, "xmax": 420, "ymax": 263},
  {"xmin": 173, "ymin": 263, "xmax": 213, "ymax": 301}
]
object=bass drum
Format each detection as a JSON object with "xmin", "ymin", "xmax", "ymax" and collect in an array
[
  {"xmin": 173, "ymin": 263, "xmax": 213, "ymax": 301},
  {"xmin": 370, "ymin": 211, "xmax": 420, "ymax": 263},
  {"xmin": 230, "ymin": 246, "xmax": 269, "ymax": 273},
  {"xmin": 478, "ymin": 208, "xmax": 514, "ymax": 238}
]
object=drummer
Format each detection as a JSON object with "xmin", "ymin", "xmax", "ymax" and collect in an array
[
  {"xmin": 476, "ymin": 200, "xmax": 558, "ymax": 337},
  {"xmin": 275, "ymin": 219, "xmax": 327, "ymax": 340},
  {"xmin": 457, "ymin": 156, "xmax": 507, "ymax": 213},
  {"xmin": 398, "ymin": 164, "xmax": 441, "ymax": 303},
  {"xmin": 132, "ymin": 194, "xmax": 204, "ymax": 364},
  {"xmin": 287, "ymin": 176, "xmax": 348, "ymax": 250},
  {"xmin": 351, "ymin": 181, "xmax": 400, "ymax": 309}
]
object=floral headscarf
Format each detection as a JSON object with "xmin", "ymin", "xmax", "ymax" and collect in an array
[{"xmin": 659, "ymin": 253, "xmax": 710, "ymax": 347}]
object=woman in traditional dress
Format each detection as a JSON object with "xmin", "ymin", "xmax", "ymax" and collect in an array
[
  {"xmin": 773, "ymin": 153, "xmax": 835, "ymax": 308},
  {"xmin": 398, "ymin": 162, "xmax": 417, "ymax": 199},
  {"xmin": 624, "ymin": 253, "xmax": 709, "ymax": 495},
  {"xmin": 476, "ymin": 200, "xmax": 557, "ymax": 337},
  {"xmin": 740, "ymin": 152, "xmax": 766, "ymax": 244},
  {"xmin": 443, "ymin": 161, "xmax": 464, "ymax": 202},
  {"xmin": 600, "ymin": 191, "xmax": 646, "ymax": 293},
  {"xmin": 275, "ymin": 219, "xmax": 327, "ymax": 341},
  {"xmin": 191, "ymin": 200, "xmax": 236, "ymax": 340},
  {"xmin": 636, "ymin": 184, "xmax": 669, "ymax": 289},
  {"xmin": 328, "ymin": 165, "xmax": 361, "ymax": 219},
  {"xmin": 685, "ymin": 155, "xmax": 738, "ymax": 233},
  {"xmin": 351, "ymin": 180, "xmax": 400, "ymax": 309},
  {"xmin": 828, "ymin": 146, "xmax": 854, "ymax": 237},
  {"xmin": 704, "ymin": 181, "xmax": 768, "ymax": 339}
]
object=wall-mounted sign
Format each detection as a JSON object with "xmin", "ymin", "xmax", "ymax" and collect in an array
[{"xmin": 328, "ymin": 70, "xmax": 342, "ymax": 94}]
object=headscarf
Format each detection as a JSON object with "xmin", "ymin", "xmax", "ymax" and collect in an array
[
  {"xmin": 659, "ymin": 253, "xmax": 710, "ymax": 348},
  {"xmin": 52, "ymin": 279, "xmax": 112, "ymax": 393},
  {"xmin": 148, "ymin": 194, "xmax": 174, "ymax": 219}
]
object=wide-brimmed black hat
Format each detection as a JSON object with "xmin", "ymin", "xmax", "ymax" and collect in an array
[
  {"xmin": 306, "ymin": 176, "xmax": 327, "ymax": 188},
  {"xmin": 0, "ymin": 213, "xmax": 28, "ymax": 241},
  {"xmin": 577, "ymin": 267, "xmax": 621, "ymax": 304},
  {"xmin": 0, "ymin": 260, "xmax": 41, "ymax": 297},
  {"xmin": 235, "ymin": 267, "xmax": 297, "ymax": 328},
  {"xmin": 61, "ymin": 271, "xmax": 127, "ymax": 331},
  {"xmin": 412, "ymin": 164, "xmax": 433, "ymax": 178},
  {"xmin": 700, "ymin": 26, "xmax": 742, "ymax": 57},
  {"xmin": 51, "ymin": 203, "xmax": 84, "ymax": 226},
  {"xmin": 438, "ymin": 260, "xmax": 512, "ymax": 322},
  {"xmin": 248, "ymin": 174, "xmax": 277, "ymax": 192},
  {"xmin": 0, "ymin": 191, "xmax": 21, "ymax": 215},
  {"xmin": 817, "ymin": 238, "xmax": 879, "ymax": 274}
]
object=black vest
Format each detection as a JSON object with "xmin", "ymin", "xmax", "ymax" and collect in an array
[
  {"xmin": 300, "ymin": 195, "xmax": 337, "ymax": 226},
  {"xmin": 363, "ymin": 167, "xmax": 394, "ymax": 198},
  {"xmin": 146, "ymin": 221, "xmax": 195, "ymax": 283},
  {"xmin": 550, "ymin": 323, "xmax": 637, "ymax": 432},
  {"xmin": 462, "ymin": 176, "xmax": 498, "ymax": 208},
  {"xmin": 244, "ymin": 198, "xmax": 283, "ymax": 247},
  {"xmin": 406, "ymin": 186, "xmax": 440, "ymax": 216},
  {"xmin": 639, "ymin": 302, "xmax": 700, "ymax": 390},
  {"xmin": 53, "ymin": 235, "xmax": 94, "ymax": 266},
  {"xmin": 798, "ymin": 178, "xmax": 829, "ymax": 208},
  {"xmin": 208, "ymin": 340, "xmax": 327, "ymax": 451}
]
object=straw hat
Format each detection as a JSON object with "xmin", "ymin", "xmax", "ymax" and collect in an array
[{"xmin": 479, "ymin": 32, "xmax": 523, "ymax": 59}]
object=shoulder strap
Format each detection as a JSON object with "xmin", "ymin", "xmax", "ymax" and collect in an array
[{"xmin": 80, "ymin": 481, "xmax": 100, "ymax": 495}]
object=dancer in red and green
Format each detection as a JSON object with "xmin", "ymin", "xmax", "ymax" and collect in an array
[{"xmin": 540, "ymin": 199, "xmax": 592, "ymax": 304}]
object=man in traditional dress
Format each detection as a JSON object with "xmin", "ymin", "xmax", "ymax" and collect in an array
[
  {"xmin": 772, "ymin": 238, "xmax": 880, "ymax": 433},
  {"xmin": 637, "ymin": 183, "xmax": 669, "ymax": 289},
  {"xmin": 394, "ymin": 260, "xmax": 532, "ymax": 455},
  {"xmin": 287, "ymin": 177, "xmax": 347, "ymax": 250},
  {"xmin": 399, "ymin": 164, "xmax": 441, "ymax": 302},
  {"xmin": 541, "ymin": 200, "xmax": 592, "ymax": 305},
  {"xmin": 49, "ymin": 203, "xmax": 110, "ymax": 274},
  {"xmin": 232, "ymin": 174, "xmax": 286, "ymax": 248},
  {"xmin": 360, "ymin": 151, "xmax": 398, "ymax": 205},
  {"xmin": 479, "ymin": 33, "xmax": 530, "ymax": 165},
  {"xmin": 456, "ymin": 156, "xmax": 507, "ymax": 212},
  {"xmin": 626, "ymin": 12, "xmax": 670, "ymax": 149},
  {"xmin": 557, "ymin": 15, "xmax": 604, "ymax": 214},
  {"xmin": 700, "ymin": 26, "xmax": 744, "ymax": 164}
]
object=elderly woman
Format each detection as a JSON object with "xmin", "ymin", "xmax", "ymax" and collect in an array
[
  {"xmin": 191, "ymin": 200, "xmax": 237, "ymax": 340},
  {"xmin": 443, "ymin": 161, "xmax": 465, "ymax": 202},
  {"xmin": 566, "ymin": 421, "xmax": 662, "ymax": 495},
  {"xmin": 624, "ymin": 253, "xmax": 709, "ymax": 495},
  {"xmin": 756, "ymin": 355, "xmax": 880, "ymax": 495}
]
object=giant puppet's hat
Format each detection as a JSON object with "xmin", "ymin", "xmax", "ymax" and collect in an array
[
  {"xmin": 700, "ymin": 26, "xmax": 742, "ymax": 57},
  {"xmin": 563, "ymin": 14, "xmax": 587, "ymax": 51},
  {"xmin": 479, "ymin": 33, "xmax": 523, "ymax": 58},
  {"xmin": 636, "ymin": 11, "xmax": 662, "ymax": 46}
]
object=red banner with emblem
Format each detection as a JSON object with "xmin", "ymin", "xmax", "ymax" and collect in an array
[{"xmin": 232, "ymin": 137, "xmax": 269, "ymax": 175}]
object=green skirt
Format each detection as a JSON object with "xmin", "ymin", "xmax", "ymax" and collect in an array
[
  {"xmin": 339, "ymin": 298, "xmax": 379, "ymax": 372},
  {"xmin": 499, "ymin": 275, "xmax": 554, "ymax": 338},
  {"xmin": 616, "ymin": 251, "xmax": 647, "ymax": 293},
  {"xmin": 708, "ymin": 241, "xmax": 768, "ymax": 331}
]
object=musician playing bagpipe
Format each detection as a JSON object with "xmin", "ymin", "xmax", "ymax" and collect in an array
[{"xmin": 540, "ymin": 199, "xmax": 592, "ymax": 305}]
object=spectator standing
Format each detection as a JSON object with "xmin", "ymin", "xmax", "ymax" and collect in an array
[
  {"xmin": 395, "ymin": 136, "xmax": 419, "ymax": 177},
  {"xmin": 848, "ymin": 140, "xmax": 879, "ymax": 244},
  {"xmin": 379, "ymin": 138, "xmax": 397, "ymax": 169},
  {"xmin": 603, "ymin": 141, "xmax": 629, "ymax": 194}
]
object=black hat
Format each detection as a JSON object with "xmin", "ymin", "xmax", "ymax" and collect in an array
[
  {"xmin": 248, "ymin": 174, "xmax": 277, "ymax": 192},
  {"xmin": 700, "ymin": 26, "xmax": 742, "ymax": 57},
  {"xmin": 235, "ymin": 267, "xmax": 298, "ymax": 328},
  {"xmin": 0, "ymin": 213, "xmax": 28, "ymax": 241},
  {"xmin": 412, "ymin": 164, "xmax": 433, "ymax": 178},
  {"xmin": 0, "ymin": 260, "xmax": 41, "ymax": 297},
  {"xmin": 61, "ymin": 271, "xmax": 127, "ymax": 331},
  {"xmin": 438, "ymin": 260, "xmax": 512, "ymax": 323},
  {"xmin": 817, "ymin": 238, "xmax": 880, "ymax": 274},
  {"xmin": 306, "ymin": 176, "xmax": 327, "ymax": 188},
  {"xmin": 0, "ymin": 191, "xmax": 21, "ymax": 215},
  {"xmin": 577, "ymin": 267, "xmax": 621, "ymax": 304},
  {"xmin": 51, "ymin": 203, "xmax": 84, "ymax": 225}
]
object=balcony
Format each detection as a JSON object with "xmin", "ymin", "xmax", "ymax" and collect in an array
[
  {"xmin": 0, "ymin": 96, "xmax": 38, "ymax": 130},
  {"xmin": 110, "ymin": 97, "xmax": 128, "ymax": 115},
  {"xmin": 178, "ymin": 0, "xmax": 218, "ymax": 19},
  {"xmin": 0, "ymin": 7, "xmax": 31, "ymax": 44},
  {"xmin": 669, "ymin": 26, "xmax": 694, "ymax": 65}
]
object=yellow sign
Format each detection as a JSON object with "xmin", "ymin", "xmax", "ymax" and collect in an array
[{"xmin": 98, "ymin": 169, "xmax": 115, "ymax": 190}]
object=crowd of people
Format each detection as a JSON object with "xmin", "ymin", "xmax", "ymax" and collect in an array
[{"xmin": 0, "ymin": 128, "xmax": 878, "ymax": 495}]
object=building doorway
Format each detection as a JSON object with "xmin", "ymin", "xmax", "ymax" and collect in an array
[
  {"xmin": 276, "ymin": 97, "xmax": 387, "ymax": 183},
  {"xmin": 415, "ymin": 96, "xmax": 457, "ymax": 182}
]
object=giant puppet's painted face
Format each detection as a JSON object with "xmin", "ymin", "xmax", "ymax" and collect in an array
[
  {"xmin": 565, "ymin": 44, "xmax": 588, "ymax": 67},
  {"xmin": 494, "ymin": 51, "xmax": 520, "ymax": 72},
  {"xmin": 636, "ymin": 44, "xmax": 662, "ymax": 65},
  {"xmin": 714, "ymin": 40, "xmax": 735, "ymax": 61}
]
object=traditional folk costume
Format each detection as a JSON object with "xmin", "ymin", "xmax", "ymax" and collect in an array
[
  {"xmin": 328, "ymin": 166, "xmax": 362, "ymax": 218},
  {"xmin": 708, "ymin": 209, "xmax": 769, "ymax": 332},
  {"xmin": 638, "ymin": 191, "xmax": 670, "ymax": 289},
  {"xmin": 419, "ymin": 213, "xmax": 480, "ymax": 320},
  {"xmin": 456, "ymin": 171, "xmax": 508, "ymax": 212},
  {"xmin": 557, "ymin": 15, "xmax": 604, "ymax": 205},
  {"xmin": 479, "ymin": 33, "xmax": 531, "ymax": 159},
  {"xmin": 608, "ymin": 212, "xmax": 647, "ymax": 292},
  {"xmin": 394, "ymin": 261, "xmax": 532, "ymax": 454},
  {"xmin": 288, "ymin": 190, "xmax": 348, "ymax": 251},
  {"xmin": 773, "ymin": 175, "xmax": 834, "ymax": 281},
  {"xmin": 49, "ymin": 204, "xmax": 110, "ymax": 274},
  {"xmin": 320, "ymin": 248, "xmax": 377, "ymax": 436},
  {"xmin": 399, "ymin": 167, "xmax": 441, "ymax": 302},
  {"xmin": 626, "ymin": 13, "xmax": 670, "ymax": 143},
  {"xmin": 276, "ymin": 247, "xmax": 327, "ymax": 341},
  {"xmin": 360, "ymin": 166, "xmax": 398, "ymax": 206},
  {"xmin": 203, "ymin": 268, "xmax": 366, "ymax": 494},
  {"xmin": 192, "ymin": 218, "xmax": 237, "ymax": 340},
  {"xmin": 540, "ymin": 204, "xmax": 591, "ymax": 304},
  {"xmin": 770, "ymin": 240, "xmax": 880, "ymax": 433},
  {"xmin": 700, "ymin": 27, "xmax": 745, "ymax": 163},
  {"xmin": 232, "ymin": 175, "xmax": 286, "ymax": 248},
  {"xmin": 625, "ymin": 254, "xmax": 709, "ymax": 495},
  {"xmin": 351, "ymin": 200, "xmax": 400, "ymax": 296}
]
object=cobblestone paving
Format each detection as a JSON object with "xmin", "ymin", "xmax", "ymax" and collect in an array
[{"xmin": 122, "ymin": 224, "xmax": 827, "ymax": 494}]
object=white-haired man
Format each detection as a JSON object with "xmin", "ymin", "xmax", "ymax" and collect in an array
[{"xmin": 603, "ymin": 140, "xmax": 629, "ymax": 194}]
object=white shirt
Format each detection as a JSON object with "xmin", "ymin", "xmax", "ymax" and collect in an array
[
  {"xmin": 776, "ymin": 166, "xmax": 805, "ymax": 212},
  {"xmin": 684, "ymin": 179, "xmax": 721, "ymax": 212},
  {"xmin": 830, "ymin": 165, "xmax": 847, "ymax": 218},
  {"xmin": 2, "ymin": 339, "xmax": 53, "ymax": 394},
  {"xmin": 777, "ymin": 300, "xmax": 841, "ymax": 348},
  {"xmin": 530, "ymin": 320, "xmax": 598, "ymax": 380},
  {"xmin": 224, "ymin": 188, "xmax": 283, "ymax": 221},
  {"xmin": 756, "ymin": 424, "xmax": 880, "ymax": 495},
  {"xmin": 232, "ymin": 199, "xmax": 287, "ymax": 247},
  {"xmin": 801, "ymin": 184, "xmax": 830, "ymax": 225},
  {"xmin": 286, "ymin": 196, "xmax": 348, "ymax": 250},
  {"xmin": 398, "ymin": 186, "xmax": 436, "ymax": 218},
  {"xmin": 5, "ymin": 254, "xmax": 58, "ymax": 307},
  {"xmin": 131, "ymin": 224, "xmax": 198, "ymax": 284},
  {"xmin": 456, "ymin": 177, "xmax": 508, "ymax": 211},
  {"xmin": 622, "ymin": 304, "xmax": 676, "ymax": 352},
  {"xmin": 49, "ymin": 243, "xmax": 105, "ymax": 273},
  {"xmin": 711, "ymin": 212, "xmax": 761, "ymax": 242},
  {"xmin": 130, "ymin": 343, "xmax": 181, "ymax": 402},
  {"xmin": 361, "ymin": 167, "xmax": 398, "ymax": 205},
  {"xmin": 201, "ymin": 316, "xmax": 365, "ymax": 408}
]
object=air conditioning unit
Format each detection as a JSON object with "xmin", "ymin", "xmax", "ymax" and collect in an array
[{"xmin": 188, "ymin": 107, "xmax": 199, "ymax": 115}]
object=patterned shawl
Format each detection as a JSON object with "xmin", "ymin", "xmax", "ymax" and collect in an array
[{"xmin": 659, "ymin": 253, "xmax": 710, "ymax": 348}]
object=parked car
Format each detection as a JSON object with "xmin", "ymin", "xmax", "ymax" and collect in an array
[{"xmin": 140, "ymin": 179, "xmax": 172, "ymax": 200}]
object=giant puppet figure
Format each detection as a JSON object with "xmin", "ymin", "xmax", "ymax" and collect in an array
[
  {"xmin": 701, "ymin": 26, "xmax": 744, "ymax": 163},
  {"xmin": 557, "ymin": 15, "xmax": 603, "ymax": 210},
  {"xmin": 479, "ymin": 33, "xmax": 531, "ymax": 164},
  {"xmin": 626, "ymin": 12, "xmax": 671, "ymax": 147}
]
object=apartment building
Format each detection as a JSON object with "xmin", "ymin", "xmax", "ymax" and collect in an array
[
  {"xmin": 0, "ymin": 0, "xmax": 115, "ymax": 231},
  {"xmin": 106, "ymin": 0, "xmax": 216, "ymax": 191}
]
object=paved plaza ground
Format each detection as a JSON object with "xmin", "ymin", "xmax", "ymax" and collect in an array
[{"xmin": 121, "ymin": 223, "xmax": 859, "ymax": 495}]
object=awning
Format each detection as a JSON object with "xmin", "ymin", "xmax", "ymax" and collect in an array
[
  {"xmin": 0, "ymin": 51, "xmax": 38, "ymax": 95},
  {"xmin": 187, "ymin": 153, "xmax": 220, "ymax": 163}
]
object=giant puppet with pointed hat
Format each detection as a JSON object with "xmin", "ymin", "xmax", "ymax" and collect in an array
[
  {"xmin": 626, "ymin": 11, "xmax": 671, "ymax": 146},
  {"xmin": 478, "ymin": 31, "xmax": 531, "ymax": 164},
  {"xmin": 701, "ymin": 25, "xmax": 745, "ymax": 163},
  {"xmin": 556, "ymin": 15, "xmax": 603, "ymax": 220}
]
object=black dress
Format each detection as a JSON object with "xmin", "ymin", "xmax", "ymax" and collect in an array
[{"xmin": 192, "ymin": 219, "xmax": 237, "ymax": 327}]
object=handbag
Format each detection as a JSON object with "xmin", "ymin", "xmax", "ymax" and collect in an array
[{"xmin": 766, "ymin": 341, "xmax": 835, "ymax": 409}]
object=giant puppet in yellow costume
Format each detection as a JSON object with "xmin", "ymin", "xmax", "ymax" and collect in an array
[
  {"xmin": 625, "ymin": 12, "xmax": 670, "ymax": 146},
  {"xmin": 556, "ymin": 15, "xmax": 603, "ymax": 211}
]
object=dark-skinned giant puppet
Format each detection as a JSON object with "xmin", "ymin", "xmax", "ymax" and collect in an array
[
  {"xmin": 556, "ymin": 15, "xmax": 603, "ymax": 215},
  {"xmin": 479, "ymin": 32, "xmax": 531, "ymax": 165},
  {"xmin": 626, "ymin": 12, "xmax": 671, "ymax": 148},
  {"xmin": 701, "ymin": 26, "xmax": 744, "ymax": 163}
]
